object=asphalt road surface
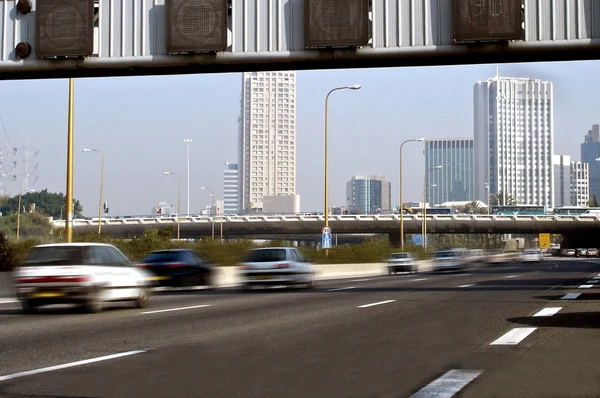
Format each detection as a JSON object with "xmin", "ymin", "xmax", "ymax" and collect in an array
[{"xmin": 1, "ymin": 258, "xmax": 600, "ymax": 398}]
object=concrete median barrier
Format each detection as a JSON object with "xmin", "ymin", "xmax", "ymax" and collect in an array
[
  {"xmin": 214, "ymin": 260, "xmax": 433, "ymax": 287},
  {"xmin": 0, "ymin": 272, "xmax": 14, "ymax": 298}
]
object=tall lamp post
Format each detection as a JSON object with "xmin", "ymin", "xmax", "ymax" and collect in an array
[
  {"xmin": 201, "ymin": 186, "xmax": 215, "ymax": 240},
  {"xmin": 485, "ymin": 183, "xmax": 490, "ymax": 214},
  {"xmin": 184, "ymin": 139, "xmax": 193, "ymax": 216},
  {"xmin": 163, "ymin": 172, "xmax": 181, "ymax": 240},
  {"xmin": 82, "ymin": 148, "xmax": 104, "ymax": 234},
  {"xmin": 422, "ymin": 165, "xmax": 442, "ymax": 249},
  {"xmin": 324, "ymin": 84, "xmax": 361, "ymax": 256},
  {"xmin": 399, "ymin": 137, "xmax": 425, "ymax": 250}
]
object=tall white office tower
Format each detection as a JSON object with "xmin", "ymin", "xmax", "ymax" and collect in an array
[
  {"xmin": 223, "ymin": 163, "xmax": 239, "ymax": 214},
  {"xmin": 474, "ymin": 73, "xmax": 554, "ymax": 208},
  {"xmin": 239, "ymin": 71, "xmax": 297, "ymax": 213}
]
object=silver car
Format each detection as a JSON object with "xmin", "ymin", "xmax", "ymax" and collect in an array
[
  {"xmin": 387, "ymin": 252, "xmax": 417, "ymax": 274},
  {"xmin": 432, "ymin": 249, "xmax": 470, "ymax": 272},
  {"xmin": 238, "ymin": 247, "xmax": 315, "ymax": 290}
]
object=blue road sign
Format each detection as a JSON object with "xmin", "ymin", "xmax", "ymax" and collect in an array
[
  {"xmin": 322, "ymin": 233, "xmax": 332, "ymax": 249},
  {"xmin": 412, "ymin": 234, "xmax": 422, "ymax": 245}
]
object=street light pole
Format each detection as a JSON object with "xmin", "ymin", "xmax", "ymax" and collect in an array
[
  {"xmin": 163, "ymin": 172, "xmax": 181, "ymax": 240},
  {"xmin": 201, "ymin": 186, "xmax": 215, "ymax": 240},
  {"xmin": 324, "ymin": 84, "xmax": 361, "ymax": 257},
  {"xmin": 82, "ymin": 149, "xmax": 104, "ymax": 234},
  {"xmin": 184, "ymin": 139, "xmax": 193, "ymax": 216},
  {"xmin": 422, "ymin": 165, "xmax": 442, "ymax": 249},
  {"xmin": 485, "ymin": 183, "xmax": 490, "ymax": 214},
  {"xmin": 399, "ymin": 138, "xmax": 425, "ymax": 250}
]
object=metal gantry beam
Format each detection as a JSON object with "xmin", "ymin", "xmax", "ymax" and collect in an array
[{"xmin": 0, "ymin": 0, "xmax": 599, "ymax": 79}]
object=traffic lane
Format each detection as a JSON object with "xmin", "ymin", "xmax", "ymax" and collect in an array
[
  {"xmin": 457, "ymin": 300, "xmax": 600, "ymax": 397},
  {"xmin": 0, "ymin": 260, "xmax": 592, "ymax": 377},
  {"xmin": 1, "ymin": 271, "xmax": 570, "ymax": 398}
]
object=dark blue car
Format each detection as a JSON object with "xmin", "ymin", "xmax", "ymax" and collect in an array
[{"xmin": 138, "ymin": 249, "xmax": 214, "ymax": 288}]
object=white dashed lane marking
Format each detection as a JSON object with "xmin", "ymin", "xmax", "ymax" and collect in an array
[
  {"xmin": 533, "ymin": 307, "xmax": 562, "ymax": 317},
  {"xmin": 561, "ymin": 293, "xmax": 581, "ymax": 300},
  {"xmin": 410, "ymin": 369, "xmax": 483, "ymax": 398},
  {"xmin": 327, "ymin": 287, "xmax": 355, "ymax": 292},
  {"xmin": 490, "ymin": 328, "xmax": 537, "ymax": 345},
  {"xmin": 358, "ymin": 300, "xmax": 395, "ymax": 308},
  {"xmin": 579, "ymin": 285, "xmax": 593, "ymax": 289},
  {"xmin": 141, "ymin": 304, "xmax": 212, "ymax": 315},
  {"xmin": 458, "ymin": 284, "xmax": 474, "ymax": 288}
]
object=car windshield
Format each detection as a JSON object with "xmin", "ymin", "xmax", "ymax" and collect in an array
[
  {"xmin": 245, "ymin": 249, "xmax": 287, "ymax": 262},
  {"xmin": 389, "ymin": 253, "xmax": 409, "ymax": 259},
  {"xmin": 143, "ymin": 252, "xmax": 185, "ymax": 263},
  {"xmin": 434, "ymin": 251, "xmax": 457, "ymax": 259},
  {"xmin": 22, "ymin": 246, "xmax": 83, "ymax": 266}
]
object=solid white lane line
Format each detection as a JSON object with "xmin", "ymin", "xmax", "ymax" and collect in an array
[
  {"xmin": 358, "ymin": 300, "xmax": 395, "ymax": 308},
  {"xmin": 0, "ymin": 350, "xmax": 146, "ymax": 382},
  {"xmin": 502, "ymin": 275, "xmax": 518, "ymax": 279},
  {"xmin": 351, "ymin": 278, "xmax": 372, "ymax": 282},
  {"xmin": 328, "ymin": 287, "xmax": 356, "ymax": 292},
  {"xmin": 490, "ymin": 328, "xmax": 537, "ymax": 345},
  {"xmin": 410, "ymin": 278, "xmax": 429, "ymax": 282},
  {"xmin": 141, "ymin": 304, "xmax": 212, "ymax": 315},
  {"xmin": 533, "ymin": 307, "xmax": 562, "ymax": 317},
  {"xmin": 458, "ymin": 284, "xmax": 474, "ymax": 288},
  {"xmin": 579, "ymin": 285, "xmax": 593, "ymax": 289},
  {"xmin": 410, "ymin": 369, "xmax": 483, "ymax": 398},
  {"xmin": 0, "ymin": 299, "xmax": 17, "ymax": 305},
  {"xmin": 561, "ymin": 293, "xmax": 581, "ymax": 300}
]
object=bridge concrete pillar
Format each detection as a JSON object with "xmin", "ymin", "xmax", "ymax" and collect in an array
[{"xmin": 388, "ymin": 232, "xmax": 401, "ymax": 248}]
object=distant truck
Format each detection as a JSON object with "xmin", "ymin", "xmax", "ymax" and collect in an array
[
  {"xmin": 152, "ymin": 202, "xmax": 174, "ymax": 217},
  {"xmin": 503, "ymin": 238, "xmax": 525, "ymax": 253}
]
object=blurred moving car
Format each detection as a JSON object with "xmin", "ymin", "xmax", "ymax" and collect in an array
[
  {"xmin": 14, "ymin": 243, "xmax": 152, "ymax": 314},
  {"xmin": 486, "ymin": 249, "xmax": 508, "ymax": 264},
  {"xmin": 137, "ymin": 249, "xmax": 214, "ymax": 288},
  {"xmin": 587, "ymin": 248, "xmax": 599, "ymax": 257},
  {"xmin": 432, "ymin": 248, "xmax": 470, "ymax": 272},
  {"xmin": 238, "ymin": 247, "xmax": 315, "ymax": 290},
  {"xmin": 387, "ymin": 252, "xmax": 417, "ymax": 274},
  {"xmin": 521, "ymin": 248, "xmax": 543, "ymax": 262},
  {"xmin": 576, "ymin": 248, "xmax": 588, "ymax": 257}
]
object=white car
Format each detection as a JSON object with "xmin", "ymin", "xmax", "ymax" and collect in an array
[
  {"xmin": 14, "ymin": 243, "xmax": 153, "ymax": 314},
  {"xmin": 238, "ymin": 247, "xmax": 315, "ymax": 290},
  {"xmin": 387, "ymin": 252, "xmax": 417, "ymax": 274},
  {"xmin": 432, "ymin": 249, "xmax": 471, "ymax": 272},
  {"xmin": 521, "ymin": 249, "xmax": 544, "ymax": 262}
]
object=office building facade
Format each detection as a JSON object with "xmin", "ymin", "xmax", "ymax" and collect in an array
[
  {"xmin": 239, "ymin": 71, "xmax": 296, "ymax": 212},
  {"xmin": 581, "ymin": 124, "xmax": 600, "ymax": 202},
  {"xmin": 474, "ymin": 75, "xmax": 554, "ymax": 208},
  {"xmin": 346, "ymin": 175, "xmax": 391, "ymax": 214},
  {"xmin": 223, "ymin": 163, "xmax": 239, "ymax": 214},
  {"xmin": 571, "ymin": 161, "xmax": 590, "ymax": 207},
  {"xmin": 425, "ymin": 138, "xmax": 474, "ymax": 206}
]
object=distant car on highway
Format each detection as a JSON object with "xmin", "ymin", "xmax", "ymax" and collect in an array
[
  {"xmin": 432, "ymin": 248, "xmax": 470, "ymax": 272},
  {"xmin": 576, "ymin": 248, "xmax": 588, "ymax": 257},
  {"xmin": 137, "ymin": 249, "xmax": 215, "ymax": 288},
  {"xmin": 387, "ymin": 252, "xmax": 417, "ymax": 274},
  {"xmin": 14, "ymin": 243, "xmax": 152, "ymax": 314},
  {"xmin": 521, "ymin": 249, "xmax": 543, "ymax": 262},
  {"xmin": 238, "ymin": 247, "xmax": 315, "ymax": 290},
  {"xmin": 587, "ymin": 248, "xmax": 599, "ymax": 257}
]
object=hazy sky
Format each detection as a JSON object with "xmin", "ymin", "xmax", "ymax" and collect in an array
[{"xmin": 0, "ymin": 60, "xmax": 597, "ymax": 217}]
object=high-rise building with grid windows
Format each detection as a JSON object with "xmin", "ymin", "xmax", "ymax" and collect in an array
[
  {"xmin": 239, "ymin": 71, "xmax": 296, "ymax": 212},
  {"xmin": 474, "ymin": 74, "xmax": 554, "ymax": 208}
]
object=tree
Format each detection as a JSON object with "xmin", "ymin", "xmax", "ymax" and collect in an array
[
  {"xmin": 589, "ymin": 195, "xmax": 600, "ymax": 207},
  {"xmin": 461, "ymin": 200, "xmax": 488, "ymax": 214},
  {"xmin": 489, "ymin": 191, "xmax": 517, "ymax": 206},
  {"xmin": 0, "ymin": 189, "xmax": 83, "ymax": 219}
]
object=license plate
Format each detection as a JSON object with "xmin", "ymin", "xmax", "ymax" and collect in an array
[
  {"xmin": 31, "ymin": 292, "xmax": 65, "ymax": 298},
  {"xmin": 148, "ymin": 276, "xmax": 170, "ymax": 281}
]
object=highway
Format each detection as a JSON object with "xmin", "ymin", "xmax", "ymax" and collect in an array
[{"xmin": 1, "ymin": 259, "xmax": 600, "ymax": 397}]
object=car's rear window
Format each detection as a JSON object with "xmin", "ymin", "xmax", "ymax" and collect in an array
[
  {"xmin": 22, "ymin": 246, "xmax": 83, "ymax": 266},
  {"xmin": 143, "ymin": 252, "xmax": 185, "ymax": 263},
  {"xmin": 245, "ymin": 249, "xmax": 287, "ymax": 262},
  {"xmin": 390, "ymin": 253, "xmax": 409, "ymax": 259}
]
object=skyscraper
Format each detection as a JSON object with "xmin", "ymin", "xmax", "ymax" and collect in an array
[
  {"xmin": 223, "ymin": 162, "xmax": 239, "ymax": 214},
  {"xmin": 239, "ymin": 71, "xmax": 297, "ymax": 213},
  {"xmin": 581, "ymin": 124, "xmax": 600, "ymax": 202},
  {"xmin": 553, "ymin": 155, "xmax": 589, "ymax": 207},
  {"xmin": 474, "ymin": 74, "xmax": 554, "ymax": 208},
  {"xmin": 425, "ymin": 138, "xmax": 474, "ymax": 205},
  {"xmin": 346, "ymin": 175, "xmax": 391, "ymax": 214}
]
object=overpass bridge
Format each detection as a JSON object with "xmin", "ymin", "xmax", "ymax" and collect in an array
[{"xmin": 54, "ymin": 213, "xmax": 600, "ymax": 246}]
